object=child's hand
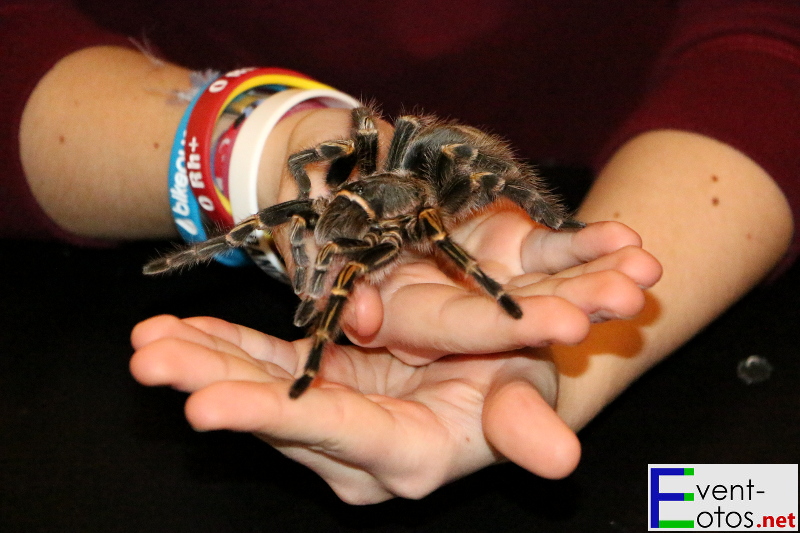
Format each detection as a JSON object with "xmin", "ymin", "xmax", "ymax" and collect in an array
[
  {"xmin": 131, "ymin": 315, "xmax": 580, "ymax": 504},
  {"xmin": 341, "ymin": 213, "xmax": 661, "ymax": 365}
]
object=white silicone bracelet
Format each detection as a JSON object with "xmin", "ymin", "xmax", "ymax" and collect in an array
[{"xmin": 228, "ymin": 88, "xmax": 361, "ymax": 223}]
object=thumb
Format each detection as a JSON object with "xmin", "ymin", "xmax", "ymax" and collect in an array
[
  {"xmin": 340, "ymin": 282, "xmax": 385, "ymax": 342},
  {"xmin": 483, "ymin": 379, "xmax": 581, "ymax": 479}
]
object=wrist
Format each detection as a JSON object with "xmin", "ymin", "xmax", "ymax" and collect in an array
[
  {"xmin": 155, "ymin": 64, "xmax": 360, "ymax": 277},
  {"xmin": 20, "ymin": 45, "xmax": 192, "ymax": 239},
  {"xmin": 552, "ymin": 130, "xmax": 793, "ymax": 432},
  {"xmin": 256, "ymin": 106, "xmax": 363, "ymax": 210},
  {"xmin": 549, "ymin": 325, "xmax": 656, "ymax": 431}
]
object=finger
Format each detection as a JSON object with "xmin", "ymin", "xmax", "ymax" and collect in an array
[
  {"xmin": 521, "ymin": 220, "xmax": 644, "ymax": 273},
  {"xmin": 483, "ymin": 380, "xmax": 581, "ymax": 479},
  {"xmin": 130, "ymin": 335, "xmax": 299, "ymax": 392},
  {"xmin": 344, "ymin": 246, "xmax": 659, "ymax": 359},
  {"xmin": 180, "ymin": 316, "xmax": 302, "ymax": 368},
  {"xmin": 510, "ymin": 243, "xmax": 662, "ymax": 288},
  {"xmin": 340, "ymin": 282, "xmax": 384, "ymax": 339},
  {"xmin": 350, "ymin": 284, "xmax": 591, "ymax": 363},
  {"xmin": 130, "ymin": 315, "xmax": 303, "ymax": 391},
  {"xmin": 542, "ymin": 243, "xmax": 662, "ymax": 289},
  {"xmin": 131, "ymin": 315, "xmax": 247, "ymax": 356},
  {"xmin": 510, "ymin": 269, "xmax": 648, "ymax": 322},
  {"xmin": 132, "ymin": 314, "xmax": 301, "ymax": 373},
  {"xmin": 131, "ymin": 314, "xmax": 185, "ymax": 349},
  {"xmin": 450, "ymin": 206, "xmax": 539, "ymax": 270}
]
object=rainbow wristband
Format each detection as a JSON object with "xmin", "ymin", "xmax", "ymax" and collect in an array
[
  {"xmin": 171, "ymin": 68, "xmax": 359, "ymax": 278},
  {"xmin": 212, "ymin": 89, "xmax": 279, "ymax": 198},
  {"xmin": 185, "ymin": 68, "xmax": 335, "ymax": 229}
]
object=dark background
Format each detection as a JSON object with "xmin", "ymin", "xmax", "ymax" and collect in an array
[{"xmin": 1, "ymin": 170, "xmax": 797, "ymax": 532}]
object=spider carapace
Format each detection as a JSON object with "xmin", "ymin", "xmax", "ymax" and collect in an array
[{"xmin": 144, "ymin": 106, "xmax": 584, "ymax": 398}]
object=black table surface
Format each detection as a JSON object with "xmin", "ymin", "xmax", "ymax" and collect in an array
[{"xmin": 2, "ymin": 229, "xmax": 798, "ymax": 532}]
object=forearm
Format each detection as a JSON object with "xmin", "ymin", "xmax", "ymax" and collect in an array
[
  {"xmin": 19, "ymin": 45, "xmax": 359, "ymax": 242},
  {"xmin": 18, "ymin": 46, "xmax": 198, "ymax": 239},
  {"xmin": 553, "ymin": 130, "xmax": 793, "ymax": 430}
]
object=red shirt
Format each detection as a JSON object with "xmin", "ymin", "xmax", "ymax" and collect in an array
[{"xmin": 2, "ymin": 0, "xmax": 800, "ymax": 263}]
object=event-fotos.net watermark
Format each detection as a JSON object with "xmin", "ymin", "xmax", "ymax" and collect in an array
[{"xmin": 649, "ymin": 464, "xmax": 798, "ymax": 531}]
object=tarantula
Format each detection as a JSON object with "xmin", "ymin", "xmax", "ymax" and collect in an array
[{"xmin": 145, "ymin": 106, "xmax": 584, "ymax": 398}]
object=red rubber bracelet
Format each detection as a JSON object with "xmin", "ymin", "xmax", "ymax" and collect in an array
[
  {"xmin": 212, "ymin": 91, "xmax": 276, "ymax": 198},
  {"xmin": 185, "ymin": 67, "xmax": 332, "ymax": 229}
]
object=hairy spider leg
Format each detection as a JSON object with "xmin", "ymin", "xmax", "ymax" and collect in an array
[
  {"xmin": 283, "ymin": 106, "xmax": 383, "ymax": 295},
  {"xmin": 308, "ymin": 238, "xmax": 378, "ymax": 297},
  {"xmin": 289, "ymin": 240, "xmax": 402, "ymax": 398},
  {"xmin": 460, "ymin": 150, "xmax": 585, "ymax": 230},
  {"xmin": 323, "ymin": 106, "xmax": 380, "ymax": 187},
  {"xmin": 292, "ymin": 237, "xmax": 375, "ymax": 328},
  {"xmin": 499, "ymin": 174, "xmax": 585, "ymax": 230},
  {"xmin": 288, "ymin": 212, "xmax": 314, "ymax": 294},
  {"xmin": 285, "ymin": 138, "xmax": 359, "ymax": 295},
  {"xmin": 285, "ymin": 106, "xmax": 379, "ymax": 195},
  {"xmin": 287, "ymin": 140, "xmax": 354, "ymax": 199},
  {"xmin": 428, "ymin": 142, "xmax": 521, "ymax": 217},
  {"xmin": 417, "ymin": 208, "xmax": 523, "ymax": 319},
  {"xmin": 384, "ymin": 116, "xmax": 426, "ymax": 171},
  {"xmin": 438, "ymin": 144, "xmax": 585, "ymax": 231},
  {"xmin": 142, "ymin": 199, "xmax": 314, "ymax": 275},
  {"xmin": 430, "ymin": 143, "xmax": 482, "ymax": 213},
  {"xmin": 424, "ymin": 133, "xmax": 583, "ymax": 231},
  {"xmin": 351, "ymin": 106, "xmax": 379, "ymax": 176}
]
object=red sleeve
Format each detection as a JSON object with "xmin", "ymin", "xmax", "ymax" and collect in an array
[
  {"xmin": 0, "ymin": 1, "xmax": 131, "ymax": 243},
  {"xmin": 599, "ymin": 0, "xmax": 800, "ymax": 267}
]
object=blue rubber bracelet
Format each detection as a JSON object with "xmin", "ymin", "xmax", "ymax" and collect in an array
[{"xmin": 168, "ymin": 77, "xmax": 250, "ymax": 267}]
